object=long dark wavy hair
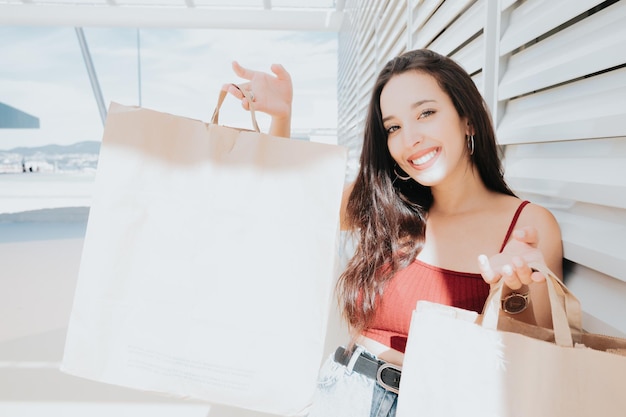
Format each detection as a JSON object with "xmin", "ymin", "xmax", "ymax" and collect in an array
[{"xmin": 337, "ymin": 49, "xmax": 515, "ymax": 336}]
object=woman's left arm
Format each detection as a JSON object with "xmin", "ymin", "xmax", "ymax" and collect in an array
[{"xmin": 478, "ymin": 205, "xmax": 563, "ymax": 327}]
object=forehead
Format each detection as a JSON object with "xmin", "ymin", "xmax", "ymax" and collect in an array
[{"xmin": 380, "ymin": 71, "xmax": 448, "ymax": 112}]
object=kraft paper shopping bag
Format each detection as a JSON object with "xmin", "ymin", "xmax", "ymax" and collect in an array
[
  {"xmin": 61, "ymin": 96, "xmax": 347, "ymax": 416},
  {"xmin": 397, "ymin": 262, "xmax": 626, "ymax": 417}
]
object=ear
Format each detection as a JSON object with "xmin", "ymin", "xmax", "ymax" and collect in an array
[{"xmin": 465, "ymin": 120, "xmax": 475, "ymax": 136}]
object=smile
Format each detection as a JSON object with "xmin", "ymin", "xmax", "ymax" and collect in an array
[{"xmin": 410, "ymin": 148, "xmax": 439, "ymax": 167}]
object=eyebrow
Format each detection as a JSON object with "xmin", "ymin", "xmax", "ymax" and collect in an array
[{"xmin": 382, "ymin": 99, "xmax": 437, "ymax": 122}]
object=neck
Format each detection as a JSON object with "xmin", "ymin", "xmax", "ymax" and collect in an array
[{"xmin": 429, "ymin": 166, "xmax": 490, "ymax": 215}]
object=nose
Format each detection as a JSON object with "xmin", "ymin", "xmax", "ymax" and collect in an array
[{"xmin": 401, "ymin": 122, "xmax": 422, "ymax": 148}]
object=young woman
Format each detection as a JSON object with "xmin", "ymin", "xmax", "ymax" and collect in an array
[{"xmin": 224, "ymin": 49, "xmax": 563, "ymax": 417}]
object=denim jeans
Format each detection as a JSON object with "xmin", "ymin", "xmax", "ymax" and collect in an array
[
  {"xmin": 307, "ymin": 347, "xmax": 398, "ymax": 417},
  {"xmin": 370, "ymin": 380, "xmax": 398, "ymax": 417}
]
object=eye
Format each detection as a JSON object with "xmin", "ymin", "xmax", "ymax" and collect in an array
[
  {"xmin": 385, "ymin": 125, "xmax": 400, "ymax": 134},
  {"xmin": 418, "ymin": 109, "xmax": 435, "ymax": 119}
]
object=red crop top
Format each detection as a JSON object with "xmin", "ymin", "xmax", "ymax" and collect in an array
[{"xmin": 362, "ymin": 200, "xmax": 530, "ymax": 353}]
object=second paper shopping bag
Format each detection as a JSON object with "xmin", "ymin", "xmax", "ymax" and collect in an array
[{"xmin": 397, "ymin": 262, "xmax": 626, "ymax": 417}]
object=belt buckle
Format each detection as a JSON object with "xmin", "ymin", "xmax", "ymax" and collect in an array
[{"xmin": 376, "ymin": 362, "xmax": 402, "ymax": 394}]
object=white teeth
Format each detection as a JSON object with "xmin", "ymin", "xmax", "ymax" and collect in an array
[{"xmin": 411, "ymin": 150, "xmax": 437, "ymax": 165}]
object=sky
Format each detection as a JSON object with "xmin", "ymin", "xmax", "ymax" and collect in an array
[{"xmin": 0, "ymin": 26, "xmax": 338, "ymax": 150}]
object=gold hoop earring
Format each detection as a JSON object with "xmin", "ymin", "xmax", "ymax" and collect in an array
[
  {"xmin": 467, "ymin": 135, "xmax": 475, "ymax": 156},
  {"xmin": 394, "ymin": 165, "xmax": 411, "ymax": 181}
]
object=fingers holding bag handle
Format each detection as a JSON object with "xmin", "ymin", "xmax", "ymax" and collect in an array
[
  {"xmin": 482, "ymin": 262, "xmax": 581, "ymax": 347},
  {"xmin": 222, "ymin": 61, "xmax": 293, "ymax": 138},
  {"xmin": 482, "ymin": 269, "xmax": 573, "ymax": 347},
  {"xmin": 212, "ymin": 83, "xmax": 260, "ymax": 132}
]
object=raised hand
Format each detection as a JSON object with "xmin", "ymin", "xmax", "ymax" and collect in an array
[
  {"xmin": 222, "ymin": 61, "xmax": 293, "ymax": 137},
  {"xmin": 478, "ymin": 226, "xmax": 546, "ymax": 290}
]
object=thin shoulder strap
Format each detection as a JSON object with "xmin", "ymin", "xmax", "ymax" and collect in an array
[{"xmin": 499, "ymin": 200, "xmax": 531, "ymax": 253}]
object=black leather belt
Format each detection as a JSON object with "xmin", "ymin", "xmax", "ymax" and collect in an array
[{"xmin": 334, "ymin": 346, "xmax": 402, "ymax": 394}]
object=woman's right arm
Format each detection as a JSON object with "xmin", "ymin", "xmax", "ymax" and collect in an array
[
  {"xmin": 340, "ymin": 181, "xmax": 355, "ymax": 231},
  {"xmin": 222, "ymin": 61, "xmax": 293, "ymax": 138},
  {"xmin": 224, "ymin": 61, "xmax": 354, "ymax": 228}
]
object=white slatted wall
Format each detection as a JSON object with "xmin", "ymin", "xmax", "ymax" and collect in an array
[
  {"xmin": 337, "ymin": 0, "xmax": 626, "ymax": 336},
  {"xmin": 338, "ymin": 0, "xmax": 408, "ymax": 179}
]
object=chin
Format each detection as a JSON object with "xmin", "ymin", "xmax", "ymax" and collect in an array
[{"xmin": 414, "ymin": 174, "xmax": 442, "ymax": 187}]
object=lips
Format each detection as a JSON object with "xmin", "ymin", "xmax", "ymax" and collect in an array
[{"xmin": 409, "ymin": 147, "xmax": 440, "ymax": 169}]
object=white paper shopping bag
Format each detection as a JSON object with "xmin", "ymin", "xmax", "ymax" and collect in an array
[
  {"xmin": 61, "ymin": 100, "xmax": 347, "ymax": 416},
  {"xmin": 397, "ymin": 263, "xmax": 626, "ymax": 417}
]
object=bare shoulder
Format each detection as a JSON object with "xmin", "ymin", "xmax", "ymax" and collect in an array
[
  {"xmin": 516, "ymin": 201, "xmax": 561, "ymax": 235},
  {"xmin": 516, "ymin": 200, "xmax": 563, "ymax": 274},
  {"xmin": 489, "ymin": 195, "xmax": 558, "ymax": 231}
]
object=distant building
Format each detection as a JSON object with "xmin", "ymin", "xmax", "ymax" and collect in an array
[
  {"xmin": 0, "ymin": 102, "xmax": 39, "ymax": 128},
  {"xmin": 291, "ymin": 128, "xmax": 338, "ymax": 145}
]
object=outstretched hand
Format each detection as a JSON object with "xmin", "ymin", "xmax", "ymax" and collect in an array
[
  {"xmin": 222, "ymin": 61, "xmax": 293, "ymax": 120},
  {"xmin": 478, "ymin": 226, "xmax": 547, "ymax": 290}
]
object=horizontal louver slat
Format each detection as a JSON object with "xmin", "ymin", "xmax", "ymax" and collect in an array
[
  {"xmin": 499, "ymin": 0, "xmax": 626, "ymax": 100},
  {"xmin": 498, "ymin": 67, "xmax": 626, "ymax": 144},
  {"xmin": 500, "ymin": 0, "xmax": 605, "ymax": 55}
]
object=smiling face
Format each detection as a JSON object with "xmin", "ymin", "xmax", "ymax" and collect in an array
[{"xmin": 382, "ymin": 70, "xmax": 472, "ymax": 187}]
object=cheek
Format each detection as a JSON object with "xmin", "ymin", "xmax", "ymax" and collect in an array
[{"xmin": 386, "ymin": 137, "xmax": 402, "ymax": 163}]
